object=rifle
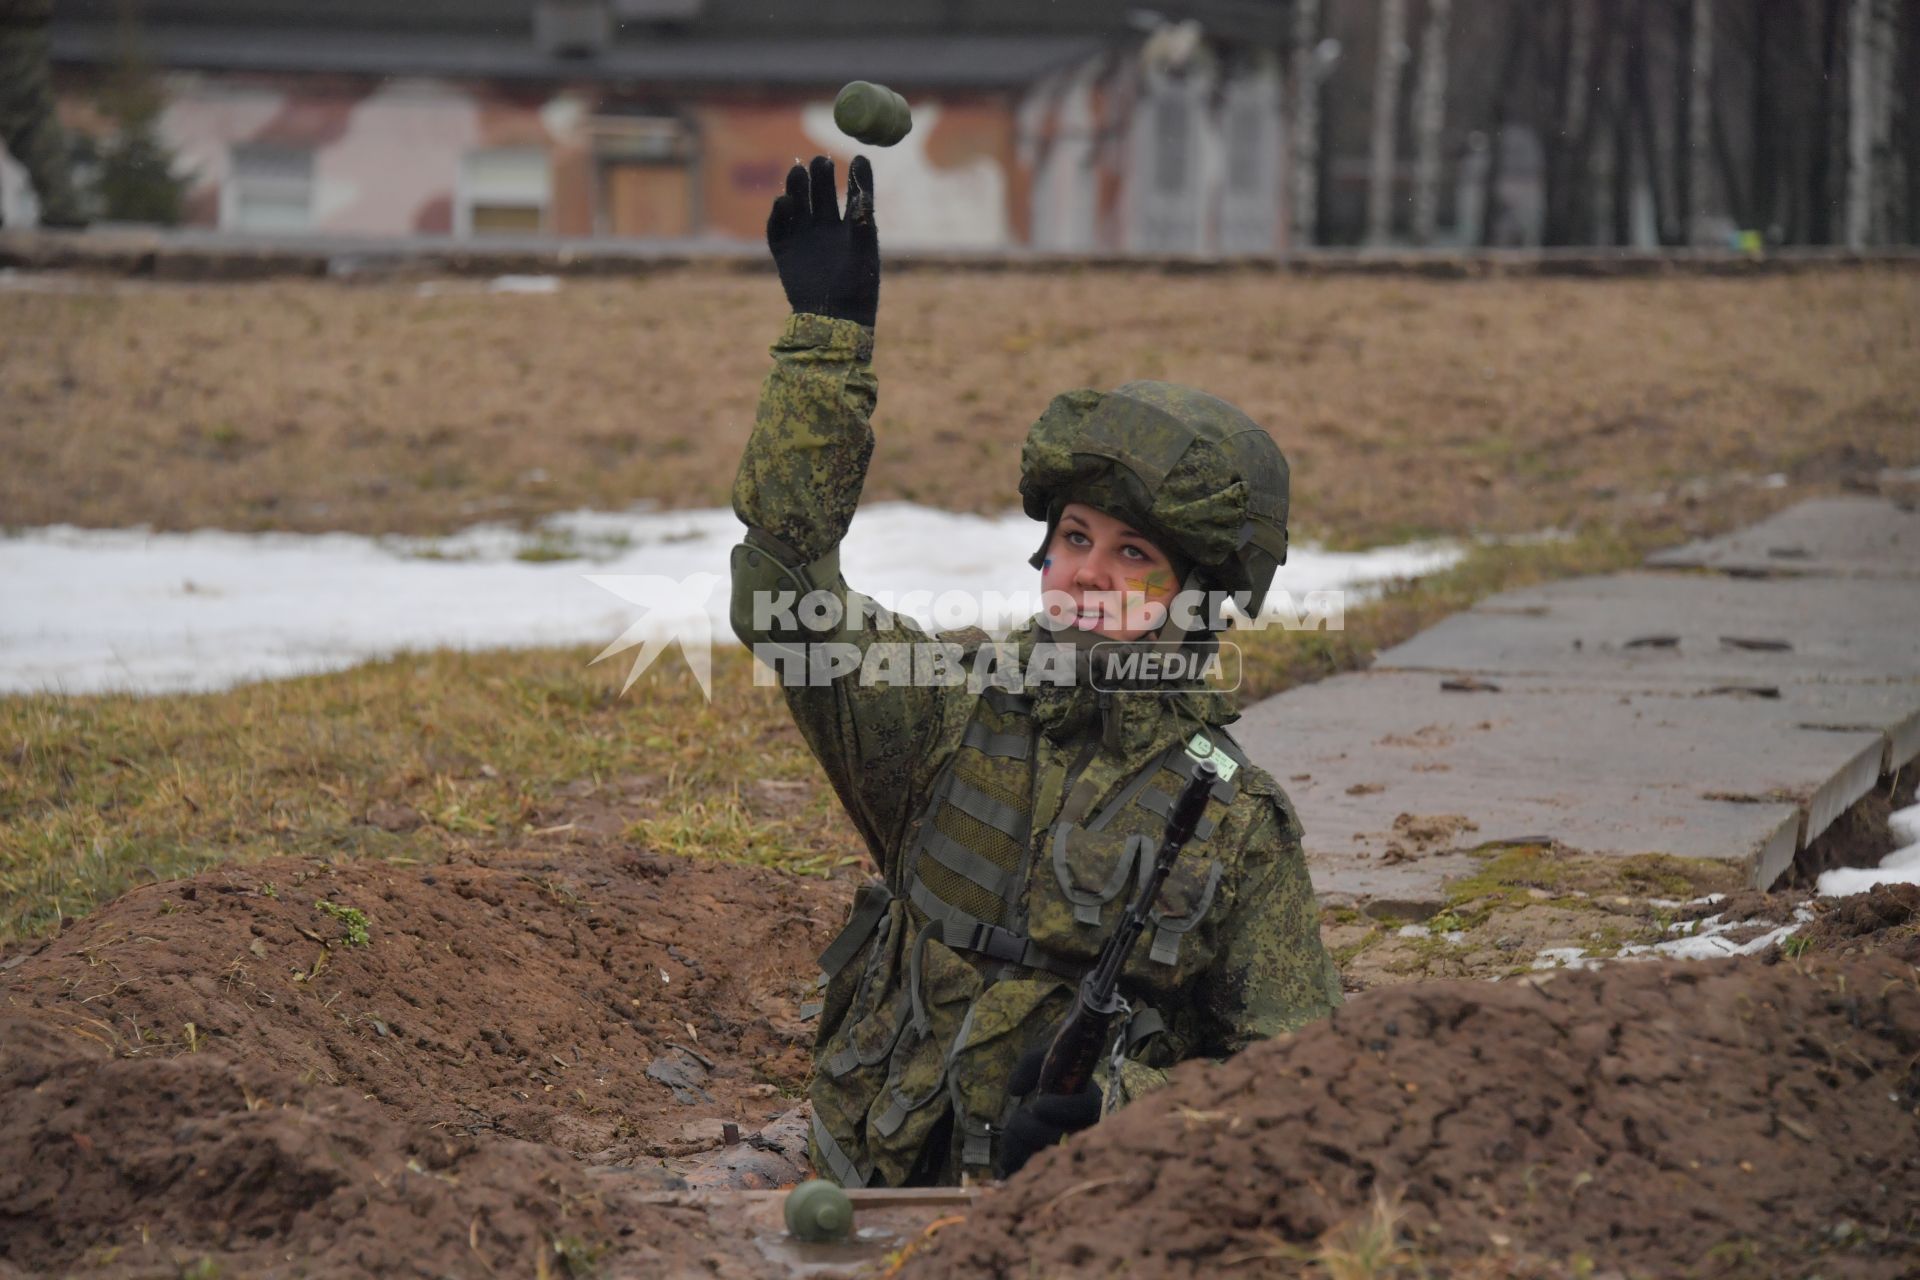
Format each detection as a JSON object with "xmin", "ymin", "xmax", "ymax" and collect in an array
[{"xmin": 1037, "ymin": 757, "xmax": 1219, "ymax": 1099}]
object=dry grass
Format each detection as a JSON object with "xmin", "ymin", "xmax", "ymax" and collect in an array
[
  {"xmin": 1, "ymin": 269, "xmax": 1914, "ymax": 546},
  {"xmin": 4, "ymin": 267, "xmax": 1913, "ymax": 950},
  {"xmin": 0, "ymin": 531, "xmax": 1642, "ymax": 947}
]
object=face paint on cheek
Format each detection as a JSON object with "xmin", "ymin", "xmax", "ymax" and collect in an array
[
  {"xmin": 1125, "ymin": 568, "xmax": 1175, "ymax": 596},
  {"xmin": 1042, "ymin": 558, "xmax": 1052, "ymax": 571}
]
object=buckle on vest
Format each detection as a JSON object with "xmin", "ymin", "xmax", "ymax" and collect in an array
[{"xmin": 963, "ymin": 920, "xmax": 1012, "ymax": 961}]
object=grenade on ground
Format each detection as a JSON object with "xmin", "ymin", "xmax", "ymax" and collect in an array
[
  {"xmin": 833, "ymin": 81, "xmax": 913, "ymax": 147},
  {"xmin": 783, "ymin": 1178, "xmax": 854, "ymax": 1242}
]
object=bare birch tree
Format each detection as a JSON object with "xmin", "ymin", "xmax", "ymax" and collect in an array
[
  {"xmin": 1835, "ymin": 0, "xmax": 1896, "ymax": 245},
  {"xmin": 1687, "ymin": 0, "xmax": 1715, "ymax": 242},
  {"xmin": 1365, "ymin": 0, "xmax": 1409, "ymax": 244},
  {"xmin": 1411, "ymin": 0, "xmax": 1453, "ymax": 243},
  {"xmin": 1868, "ymin": 0, "xmax": 1898, "ymax": 240},
  {"xmin": 1548, "ymin": 0, "xmax": 1596, "ymax": 244},
  {"xmin": 1291, "ymin": 0, "xmax": 1323, "ymax": 247}
]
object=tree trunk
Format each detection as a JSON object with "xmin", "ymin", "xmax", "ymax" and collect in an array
[
  {"xmin": 1687, "ymin": 0, "xmax": 1715, "ymax": 242},
  {"xmin": 1907, "ymin": 0, "xmax": 1920, "ymax": 241},
  {"xmin": 1291, "ymin": 0, "xmax": 1323, "ymax": 248},
  {"xmin": 1610, "ymin": 89, "xmax": 1634, "ymax": 245},
  {"xmin": 1811, "ymin": 0, "xmax": 1845, "ymax": 242},
  {"xmin": 1629, "ymin": 7, "xmax": 1674, "ymax": 244},
  {"xmin": 1609, "ymin": 17, "xmax": 1634, "ymax": 246},
  {"xmin": 1669, "ymin": 0, "xmax": 1693, "ymax": 242},
  {"xmin": 1713, "ymin": 94, "xmax": 1750, "ymax": 229},
  {"xmin": 1410, "ymin": 0, "xmax": 1453, "ymax": 244},
  {"xmin": 1365, "ymin": 0, "xmax": 1409, "ymax": 244},
  {"xmin": 1847, "ymin": 0, "xmax": 1872, "ymax": 244},
  {"xmin": 1869, "ymin": 0, "xmax": 1898, "ymax": 241},
  {"xmin": 1750, "ymin": 0, "xmax": 1776, "ymax": 234},
  {"xmin": 1573, "ymin": 3, "xmax": 1624, "ymax": 243},
  {"xmin": 1480, "ymin": 0, "xmax": 1532, "ymax": 246},
  {"xmin": 1547, "ymin": 0, "xmax": 1595, "ymax": 245}
]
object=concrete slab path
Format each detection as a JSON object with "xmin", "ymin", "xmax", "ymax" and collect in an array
[
  {"xmin": 1646, "ymin": 496, "xmax": 1920, "ymax": 580},
  {"xmin": 1235, "ymin": 499, "xmax": 1920, "ymax": 914}
]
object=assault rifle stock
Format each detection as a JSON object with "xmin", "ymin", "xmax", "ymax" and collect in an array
[{"xmin": 1037, "ymin": 758, "xmax": 1219, "ymax": 1098}]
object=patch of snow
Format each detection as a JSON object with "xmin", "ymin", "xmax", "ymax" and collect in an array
[
  {"xmin": 1646, "ymin": 893, "xmax": 1726, "ymax": 909},
  {"xmin": 1531, "ymin": 947, "xmax": 1601, "ymax": 971},
  {"xmin": 1818, "ymin": 848, "xmax": 1920, "ymax": 897},
  {"xmin": 489, "ymin": 274, "xmax": 562, "ymax": 294},
  {"xmin": 0, "ymin": 505, "xmax": 1464, "ymax": 695},
  {"xmin": 1617, "ymin": 911, "xmax": 1809, "ymax": 961},
  {"xmin": 1531, "ymin": 904, "xmax": 1814, "ymax": 969},
  {"xmin": 1888, "ymin": 804, "xmax": 1920, "ymax": 848},
  {"xmin": 1884, "ymin": 844, "xmax": 1920, "ymax": 871},
  {"xmin": 1396, "ymin": 924, "xmax": 1430, "ymax": 939}
]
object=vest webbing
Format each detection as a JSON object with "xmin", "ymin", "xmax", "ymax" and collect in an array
[{"xmin": 810, "ymin": 687, "xmax": 1248, "ymax": 1181}]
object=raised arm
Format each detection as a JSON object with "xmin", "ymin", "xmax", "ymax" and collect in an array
[
  {"xmin": 730, "ymin": 156, "xmax": 961, "ymax": 879},
  {"xmin": 734, "ymin": 155, "xmax": 880, "ymax": 559}
]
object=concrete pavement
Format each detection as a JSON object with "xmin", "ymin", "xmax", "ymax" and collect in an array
[{"xmin": 1236, "ymin": 499, "xmax": 1920, "ymax": 914}]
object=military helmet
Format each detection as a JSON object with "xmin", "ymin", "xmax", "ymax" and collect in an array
[{"xmin": 1020, "ymin": 381, "xmax": 1290, "ymax": 616}]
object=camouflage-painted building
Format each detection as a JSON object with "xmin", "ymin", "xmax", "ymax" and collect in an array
[{"xmin": 22, "ymin": 0, "xmax": 1292, "ymax": 253}]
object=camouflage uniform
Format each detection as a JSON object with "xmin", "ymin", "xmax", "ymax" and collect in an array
[
  {"xmin": 731, "ymin": 313, "xmax": 1341, "ymax": 1187},
  {"xmin": 0, "ymin": 0, "xmax": 84, "ymax": 228}
]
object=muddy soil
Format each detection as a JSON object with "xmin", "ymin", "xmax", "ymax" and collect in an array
[
  {"xmin": 7, "ymin": 845, "xmax": 1920, "ymax": 1277},
  {"xmin": 0, "ymin": 847, "xmax": 843, "ymax": 1160},
  {"xmin": 0, "ymin": 846, "xmax": 845, "ymax": 1276},
  {"xmin": 903, "ymin": 956, "xmax": 1920, "ymax": 1280},
  {"xmin": 1782, "ymin": 883, "xmax": 1920, "ymax": 965}
]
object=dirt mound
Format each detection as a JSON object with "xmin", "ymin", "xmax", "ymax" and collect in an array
[
  {"xmin": 905, "ymin": 957, "xmax": 1920, "ymax": 1279},
  {"xmin": 0, "ymin": 847, "xmax": 851, "ymax": 1276},
  {"xmin": 0, "ymin": 847, "xmax": 845, "ymax": 1163},
  {"xmin": 0, "ymin": 1013, "xmax": 624, "ymax": 1277},
  {"xmin": 1787, "ymin": 884, "xmax": 1920, "ymax": 965}
]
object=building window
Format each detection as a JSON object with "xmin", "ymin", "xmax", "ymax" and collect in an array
[
  {"xmin": 460, "ymin": 148, "xmax": 551, "ymax": 236},
  {"xmin": 226, "ymin": 144, "xmax": 314, "ymax": 232}
]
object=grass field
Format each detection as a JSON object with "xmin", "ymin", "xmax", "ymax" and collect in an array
[
  {"xmin": 2, "ymin": 269, "xmax": 1915, "ymax": 546},
  {"xmin": 0, "ymin": 531, "xmax": 1646, "ymax": 946},
  {"xmin": 4, "ymin": 266, "xmax": 1916, "ymax": 947}
]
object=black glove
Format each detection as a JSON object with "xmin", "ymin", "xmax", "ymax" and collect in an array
[
  {"xmin": 766, "ymin": 154, "xmax": 880, "ymax": 329},
  {"xmin": 994, "ymin": 1042, "xmax": 1103, "ymax": 1179}
]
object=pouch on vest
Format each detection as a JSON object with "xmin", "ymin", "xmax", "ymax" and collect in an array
[
  {"xmin": 943, "ymin": 976, "xmax": 1077, "ymax": 1177},
  {"xmin": 808, "ymin": 899, "xmax": 911, "ymax": 1188},
  {"xmin": 1050, "ymin": 824, "xmax": 1150, "ymax": 929},
  {"xmin": 1139, "ymin": 854, "xmax": 1225, "ymax": 971},
  {"xmin": 814, "ymin": 879, "xmax": 894, "ymax": 1049},
  {"xmin": 861, "ymin": 928, "xmax": 983, "ymax": 1186}
]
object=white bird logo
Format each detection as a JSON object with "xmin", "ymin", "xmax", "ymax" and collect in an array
[{"xmin": 584, "ymin": 572, "xmax": 722, "ymax": 699}]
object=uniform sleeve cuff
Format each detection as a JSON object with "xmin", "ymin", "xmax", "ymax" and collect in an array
[{"xmin": 777, "ymin": 313, "xmax": 876, "ymax": 362}]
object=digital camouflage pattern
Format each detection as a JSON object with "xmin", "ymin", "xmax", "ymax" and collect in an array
[
  {"xmin": 731, "ymin": 313, "xmax": 1340, "ymax": 1186},
  {"xmin": 0, "ymin": 0, "xmax": 83, "ymax": 227}
]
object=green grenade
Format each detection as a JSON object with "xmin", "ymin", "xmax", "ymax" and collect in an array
[
  {"xmin": 833, "ymin": 81, "xmax": 913, "ymax": 147},
  {"xmin": 784, "ymin": 1178, "xmax": 855, "ymax": 1242}
]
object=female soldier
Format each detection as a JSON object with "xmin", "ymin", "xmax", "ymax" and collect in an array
[{"xmin": 730, "ymin": 156, "xmax": 1339, "ymax": 1186}]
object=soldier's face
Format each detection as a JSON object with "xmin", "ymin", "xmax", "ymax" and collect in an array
[{"xmin": 1039, "ymin": 503, "xmax": 1181, "ymax": 642}]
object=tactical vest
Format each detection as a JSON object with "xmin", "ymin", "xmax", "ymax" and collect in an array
[{"xmin": 807, "ymin": 683, "xmax": 1249, "ymax": 1187}]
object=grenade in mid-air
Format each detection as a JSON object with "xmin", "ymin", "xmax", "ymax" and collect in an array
[
  {"xmin": 783, "ymin": 1178, "xmax": 854, "ymax": 1242},
  {"xmin": 833, "ymin": 81, "xmax": 913, "ymax": 147}
]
